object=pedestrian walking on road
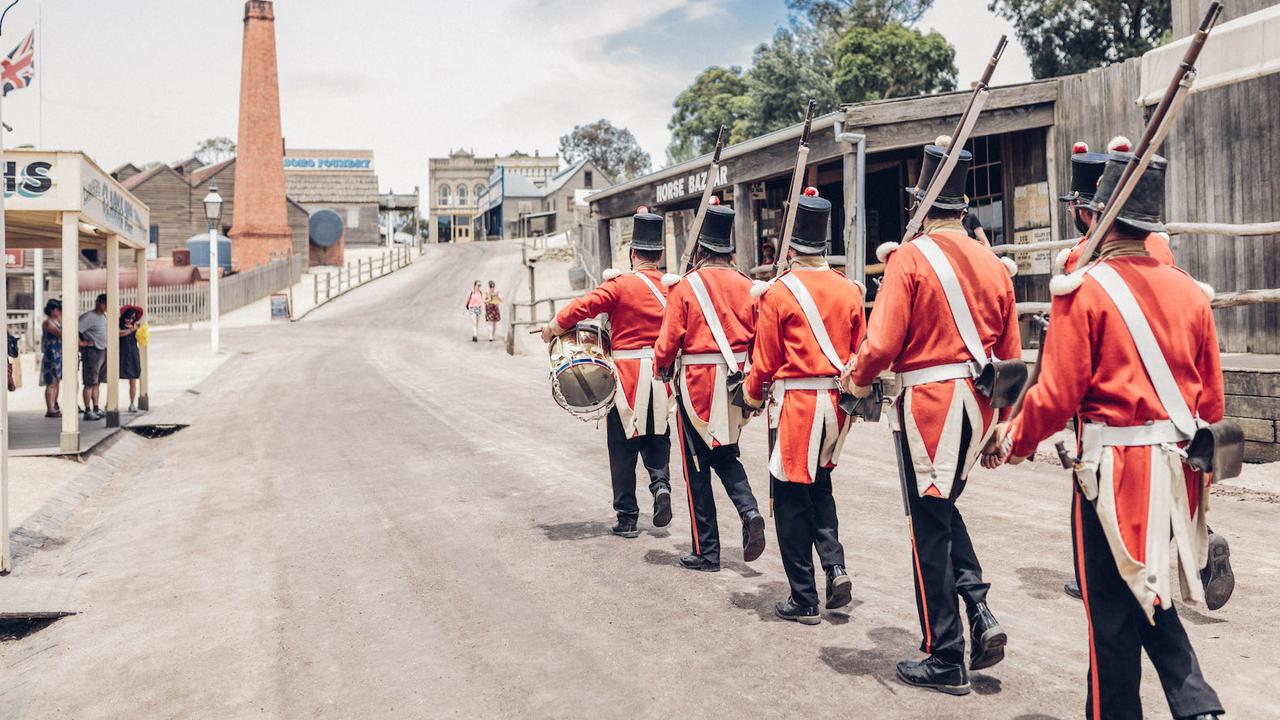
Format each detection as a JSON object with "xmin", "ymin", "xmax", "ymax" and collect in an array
[
  {"xmin": 120, "ymin": 305, "xmax": 143, "ymax": 413},
  {"xmin": 79, "ymin": 293, "xmax": 109, "ymax": 421},
  {"xmin": 40, "ymin": 299, "xmax": 63, "ymax": 418},
  {"xmin": 542, "ymin": 209, "xmax": 674, "ymax": 539},
  {"xmin": 653, "ymin": 203, "xmax": 766, "ymax": 574},
  {"xmin": 484, "ymin": 280, "xmax": 503, "ymax": 342},
  {"xmin": 843, "ymin": 140, "xmax": 1020, "ymax": 695},
  {"xmin": 465, "ymin": 281, "xmax": 484, "ymax": 342},
  {"xmin": 742, "ymin": 192, "xmax": 864, "ymax": 626}
]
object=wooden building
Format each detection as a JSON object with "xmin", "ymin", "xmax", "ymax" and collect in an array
[
  {"xmin": 588, "ymin": 81, "xmax": 1058, "ymax": 307},
  {"xmin": 115, "ymin": 157, "xmax": 309, "ymax": 267}
]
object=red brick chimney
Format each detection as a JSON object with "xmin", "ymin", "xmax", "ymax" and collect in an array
[{"xmin": 229, "ymin": 0, "xmax": 292, "ymax": 270}]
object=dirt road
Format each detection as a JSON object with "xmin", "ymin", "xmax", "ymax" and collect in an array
[{"xmin": 3, "ymin": 242, "xmax": 1276, "ymax": 719}]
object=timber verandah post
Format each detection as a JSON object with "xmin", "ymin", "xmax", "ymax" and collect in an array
[
  {"xmin": 105, "ymin": 235, "xmax": 121, "ymax": 428},
  {"xmin": 59, "ymin": 212, "xmax": 81, "ymax": 453}
]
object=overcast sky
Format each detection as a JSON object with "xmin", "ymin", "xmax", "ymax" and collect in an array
[{"xmin": 0, "ymin": 0, "xmax": 1031, "ymax": 201}]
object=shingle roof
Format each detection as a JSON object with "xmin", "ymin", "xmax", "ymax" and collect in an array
[
  {"xmin": 284, "ymin": 172, "xmax": 379, "ymax": 204},
  {"xmin": 188, "ymin": 158, "xmax": 235, "ymax": 186}
]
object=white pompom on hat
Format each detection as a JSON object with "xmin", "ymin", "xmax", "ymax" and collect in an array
[
  {"xmin": 935, "ymin": 134, "xmax": 952, "ymax": 148},
  {"xmin": 1107, "ymin": 135, "xmax": 1132, "ymax": 153}
]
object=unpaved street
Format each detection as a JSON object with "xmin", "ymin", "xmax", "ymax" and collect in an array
[{"xmin": 3, "ymin": 242, "xmax": 1277, "ymax": 719}]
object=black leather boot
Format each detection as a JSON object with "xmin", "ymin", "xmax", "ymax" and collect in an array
[
  {"xmin": 825, "ymin": 565, "xmax": 852, "ymax": 609},
  {"xmin": 895, "ymin": 655, "xmax": 970, "ymax": 695},
  {"xmin": 1064, "ymin": 579, "xmax": 1083, "ymax": 600},
  {"xmin": 611, "ymin": 520, "xmax": 639, "ymax": 539},
  {"xmin": 775, "ymin": 596, "xmax": 820, "ymax": 625},
  {"xmin": 679, "ymin": 554, "xmax": 720, "ymax": 572},
  {"xmin": 1201, "ymin": 532, "xmax": 1234, "ymax": 611},
  {"xmin": 742, "ymin": 509, "xmax": 766, "ymax": 562},
  {"xmin": 968, "ymin": 602, "xmax": 1007, "ymax": 671},
  {"xmin": 652, "ymin": 487, "xmax": 672, "ymax": 528}
]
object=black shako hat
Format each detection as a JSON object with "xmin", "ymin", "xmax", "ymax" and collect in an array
[
  {"xmin": 1061, "ymin": 146, "xmax": 1110, "ymax": 204},
  {"xmin": 696, "ymin": 204, "xmax": 735, "ymax": 253},
  {"xmin": 790, "ymin": 195, "xmax": 832, "ymax": 254},
  {"xmin": 1088, "ymin": 151, "xmax": 1168, "ymax": 233},
  {"xmin": 630, "ymin": 211, "xmax": 664, "ymax": 252},
  {"xmin": 908, "ymin": 140, "xmax": 972, "ymax": 211}
]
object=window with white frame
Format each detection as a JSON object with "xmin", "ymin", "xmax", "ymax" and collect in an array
[
  {"xmin": 457, "ymin": 184, "xmax": 468, "ymax": 205},
  {"xmin": 438, "ymin": 184, "xmax": 451, "ymax": 206}
]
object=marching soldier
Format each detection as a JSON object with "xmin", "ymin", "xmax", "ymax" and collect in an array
[
  {"xmin": 1057, "ymin": 137, "xmax": 1174, "ymax": 274},
  {"xmin": 654, "ymin": 203, "xmax": 766, "ymax": 573},
  {"xmin": 542, "ymin": 209, "xmax": 674, "ymax": 538},
  {"xmin": 842, "ymin": 140, "xmax": 1020, "ymax": 694},
  {"xmin": 1000, "ymin": 152, "xmax": 1226, "ymax": 720},
  {"xmin": 1057, "ymin": 140, "xmax": 1233, "ymax": 610},
  {"xmin": 741, "ymin": 193, "xmax": 865, "ymax": 624}
]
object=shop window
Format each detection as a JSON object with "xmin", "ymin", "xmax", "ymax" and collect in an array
[{"xmin": 965, "ymin": 136, "xmax": 1005, "ymax": 245}]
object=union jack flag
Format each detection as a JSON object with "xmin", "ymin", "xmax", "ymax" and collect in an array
[{"xmin": 2, "ymin": 30, "xmax": 34, "ymax": 97}]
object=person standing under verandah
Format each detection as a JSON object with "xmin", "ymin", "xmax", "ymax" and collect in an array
[
  {"xmin": 120, "ymin": 305, "xmax": 143, "ymax": 413},
  {"xmin": 40, "ymin": 299, "xmax": 64, "ymax": 418},
  {"xmin": 78, "ymin": 293, "xmax": 109, "ymax": 421}
]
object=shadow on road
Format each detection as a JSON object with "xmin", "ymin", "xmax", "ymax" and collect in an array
[
  {"xmin": 818, "ymin": 626, "xmax": 916, "ymax": 689},
  {"xmin": 1016, "ymin": 566, "xmax": 1072, "ymax": 601},
  {"xmin": 971, "ymin": 672, "xmax": 1003, "ymax": 695},
  {"xmin": 1178, "ymin": 604, "xmax": 1228, "ymax": 626},
  {"xmin": 537, "ymin": 520, "xmax": 614, "ymax": 541},
  {"xmin": 727, "ymin": 580, "xmax": 791, "ymax": 622}
]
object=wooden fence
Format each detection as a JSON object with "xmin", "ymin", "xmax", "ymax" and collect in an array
[
  {"xmin": 76, "ymin": 255, "xmax": 307, "ymax": 326},
  {"xmin": 307, "ymin": 247, "xmax": 413, "ymax": 314}
]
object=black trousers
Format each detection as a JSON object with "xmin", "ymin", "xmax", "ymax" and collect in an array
[
  {"xmin": 774, "ymin": 466, "xmax": 845, "ymax": 608},
  {"xmin": 675, "ymin": 404, "xmax": 758, "ymax": 565},
  {"xmin": 896, "ymin": 412, "xmax": 991, "ymax": 665},
  {"xmin": 605, "ymin": 407, "xmax": 671, "ymax": 523},
  {"xmin": 1072, "ymin": 486, "xmax": 1223, "ymax": 720}
]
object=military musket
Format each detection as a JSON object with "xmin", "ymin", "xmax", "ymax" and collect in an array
[
  {"xmin": 680, "ymin": 125, "xmax": 728, "ymax": 272},
  {"xmin": 1070, "ymin": 1, "xmax": 1223, "ymax": 268},
  {"xmin": 772, "ymin": 100, "xmax": 818, "ymax": 277},
  {"xmin": 900, "ymin": 35, "xmax": 1006, "ymax": 243}
]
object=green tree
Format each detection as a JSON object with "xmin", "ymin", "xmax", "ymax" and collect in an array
[
  {"xmin": 833, "ymin": 22, "xmax": 957, "ymax": 103},
  {"xmin": 989, "ymin": 0, "xmax": 1171, "ymax": 78},
  {"xmin": 191, "ymin": 136, "xmax": 236, "ymax": 164},
  {"xmin": 741, "ymin": 29, "xmax": 840, "ymax": 138},
  {"xmin": 666, "ymin": 66, "xmax": 752, "ymax": 163},
  {"xmin": 558, "ymin": 119, "xmax": 651, "ymax": 181}
]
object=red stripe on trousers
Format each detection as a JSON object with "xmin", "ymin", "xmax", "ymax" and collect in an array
[
  {"xmin": 1074, "ymin": 490, "xmax": 1102, "ymax": 719},
  {"xmin": 675, "ymin": 412, "xmax": 700, "ymax": 555}
]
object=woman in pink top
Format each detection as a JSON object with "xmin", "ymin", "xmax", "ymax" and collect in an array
[{"xmin": 464, "ymin": 281, "xmax": 484, "ymax": 342}]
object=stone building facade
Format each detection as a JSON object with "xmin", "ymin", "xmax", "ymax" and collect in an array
[{"xmin": 428, "ymin": 150, "xmax": 564, "ymax": 242}]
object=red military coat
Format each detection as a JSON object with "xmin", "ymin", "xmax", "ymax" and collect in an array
[
  {"xmin": 554, "ymin": 268, "xmax": 672, "ymax": 437},
  {"xmin": 1057, "ymin": 231, "xmax": 1175, "ymax": 274},
  {"xmin": 849, "ymin": 227, "xmax": 1021, "ymax": 498},
  {"xmin": 744, "ymin": 264, "xmax": 867, "ymax": 484},
  {"xmin": 654, "ymin": 266, "xmax": 756, "ymax": 447},
  {"xmin": 1009, "ymin": 257, "xmax": 1222, "ymax": 618}
]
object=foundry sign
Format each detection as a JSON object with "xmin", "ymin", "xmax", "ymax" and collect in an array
[
  {"xmin": 284, "ymin": 156, "xmax": 374, "ymax": 171},
  {"xmin": 654, "ymin": 165, "xmax": 729, "ymax": 204}
]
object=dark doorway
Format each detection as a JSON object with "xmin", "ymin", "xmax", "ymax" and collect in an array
[{"xmin": 863, "ymin": 162, "xmax": 906, "ymax": 300}]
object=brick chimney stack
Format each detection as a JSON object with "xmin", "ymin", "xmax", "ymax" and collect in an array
[{"xmin": 229, "ymin": 0, "xmax": 292, "ymax": 270}]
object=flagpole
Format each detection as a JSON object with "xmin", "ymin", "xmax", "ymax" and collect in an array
[{"xmin": 0, "ymin": 0, "xmax": 22, "ymax": 576}]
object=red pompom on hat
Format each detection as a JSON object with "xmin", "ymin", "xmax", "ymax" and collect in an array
[
  {"xmin": 708, "ymin": 196, "xmax": 721, "ymax": 206},
  {"xmin": 636, "ymin": 205, "xmax": 649, "ymax": 214},
  {"xmin": 803, "ymin": 186, "xmax": 819, "ymax": 197},
  {"xmin": 1072, "ymin": 141, "xmax": 1089, "ymax": 154},
  {"xmin": 1107, "ymin": 135, "xmax": 1132, "ymax": 153}
]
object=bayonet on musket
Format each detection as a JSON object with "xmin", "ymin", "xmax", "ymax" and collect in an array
[
  {"xmin": 773, "ymin": 100, "xmax": 817, "ymax": 277},
  {"xmin": 1070, "ymin": 1, "xmax": 1223, "ymax": 269},
  {"xmin": 900, "ymin": 35, "xmax": 1007, "ymax": 243},
  {"xmin": 680, "ymin": 125, "xmax": 728, "ymax": 272}
]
